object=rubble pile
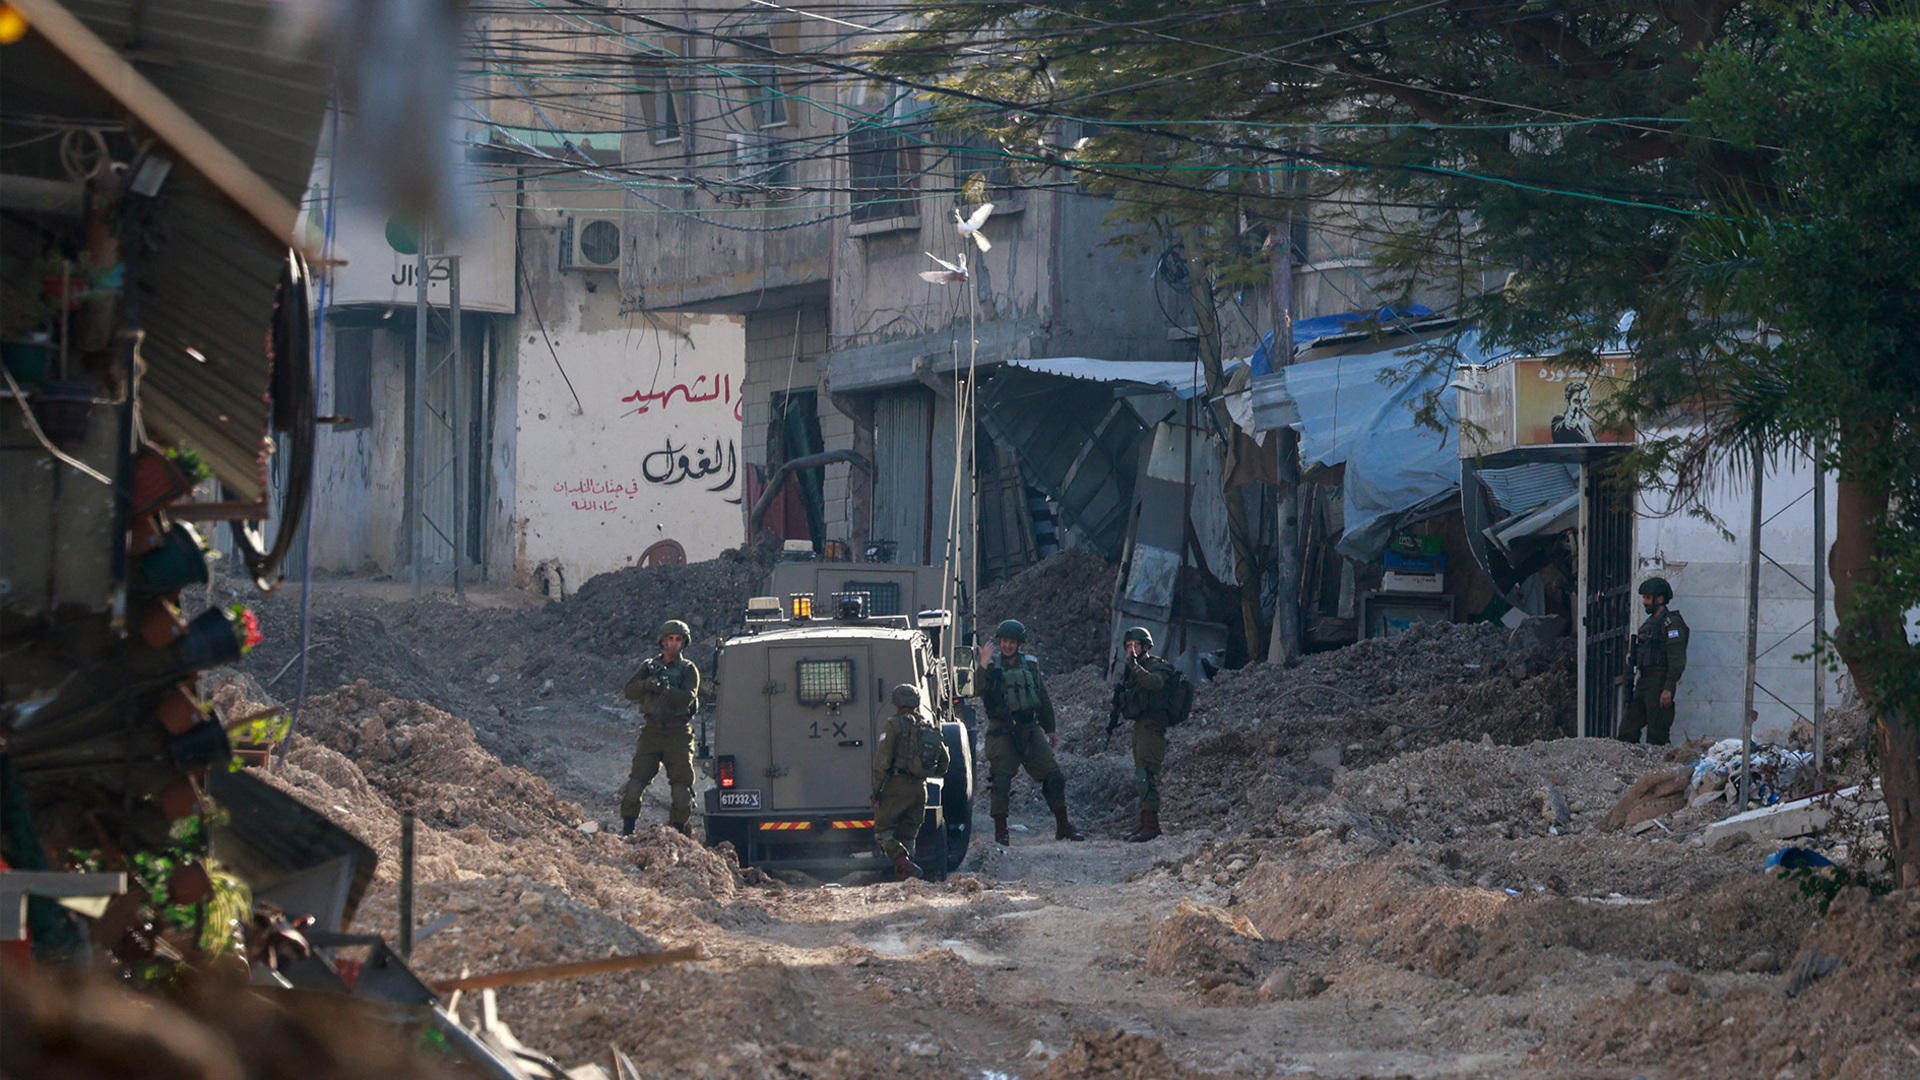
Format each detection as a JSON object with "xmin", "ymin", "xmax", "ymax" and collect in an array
[
  {"xmin": 495, "ymin": 545, "xmax": 774, "ymax": 698},
  {"xmin": 1543, "ymin": 887, "xmax": 1920, "ymax": 1078},
  {"xmin": 977, "ymin": 547, "xmax": 1119, "ymax": 674}
]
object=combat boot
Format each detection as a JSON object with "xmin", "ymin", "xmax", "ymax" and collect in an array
[
  {"xmin": 1126, "ymin": 811, "xmax": 1161, "ymax": 843},
  {"xmin": 993, "ymin": 814, "xmax": 1009, "ymax": 845},
  {"xmin": 621, "ymin": 816, "xmax": 636, "ymax": 836},
  {"xmin": 671, "ymin": 820, "xmax": 693, "ymax": 838},
  {"xmin": 891, "ymin": 853, "xmax": 922, "ymax": 881},
  {"xmin": 1053, "ymin": 808, "xmax": 1085, "ymax": 841}
]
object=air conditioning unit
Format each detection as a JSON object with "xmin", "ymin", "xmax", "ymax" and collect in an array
[
  {"xmin": 726, "ymin": 133, "xmax": 790, "ymax": 186},
  {"xmin": 560, "ymin": 215, "xmax": 621, "ymax": 272}
]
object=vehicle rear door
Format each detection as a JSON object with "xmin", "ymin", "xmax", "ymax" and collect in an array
[{"xmin": 766, "ymin": 643, "xmax": 874, "ymax": 811}]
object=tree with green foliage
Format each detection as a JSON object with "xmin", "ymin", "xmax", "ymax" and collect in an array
[
  {"xmin": 1675, "ymin": 11, "xmax": 1920, "ymax": 889},
  {"xmin": 871, "ymin": 1, "xmax": 1920, "ymax": 886}
]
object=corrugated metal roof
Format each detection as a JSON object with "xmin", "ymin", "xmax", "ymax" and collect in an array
[
  {"xmin": 1480, "ymin": 462, "xmax": 1580, "ymax": 517},
  {"xmin": 1002, "ymin": 357, "xmax": 1235, "ymax": 398},
  {"xmin": 7, "ymin": 0, "xmax": 330, "ymax": 499}
]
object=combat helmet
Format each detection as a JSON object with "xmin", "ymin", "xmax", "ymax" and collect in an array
[
  {"xmin": 1123, "ymin": 626, "xmax": 1154, "ymax": 648},
  {"xmin": 658, "ymin": 619, "xmax": 692, "ymax": 644},
  {"xmin": 994, "ymin": 619, "xmax": 1027, "ymax": 643},
  {"xmin": 890, "ymin": 683, "xmax": 922, "ymax": 709},
  {"xmin": 1637, "ymin": 577, "xmax": 1673, "ymax": 600}
]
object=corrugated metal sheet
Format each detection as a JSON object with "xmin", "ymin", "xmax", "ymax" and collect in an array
[
  {"xmin": 872, "ymin": 389, "xmax": 933, "ymax": 563},
  {"xmin": 1001, "ymin": 357, "xmax": 1225, "ymax": 398},
  {"xmin": 8, "ymin": 0, "xmax": 330, "ymax": 500},
  {"xmin": 1480, "ymin": 462, "xmax": 1580, "ymax": 517}
]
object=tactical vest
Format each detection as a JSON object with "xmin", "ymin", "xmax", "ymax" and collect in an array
[
  {"xmin": 1636, "ymin": 612, "xmax": 1677, "ymax": 670},
  {"xmin": 997, "ymin": 660, "xmax": 1043, "ymax": 714}
]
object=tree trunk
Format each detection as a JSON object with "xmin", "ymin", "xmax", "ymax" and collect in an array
[
  {"xmin": 1827, "ymin": 479, "xmax": 1920, "ymax": 890},
  {"xmin": 1266, "ymin": 208, "xmax": 1302, "ymax": 664}
]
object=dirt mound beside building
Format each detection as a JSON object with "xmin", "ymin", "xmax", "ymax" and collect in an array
[
  {"xmin": 1540, "ymin": 887, "xmax": 1920, "ymax": 1079},
  {"xmin": 977, "ymin": 547, "xmax": 1118, "ymax": 674}
]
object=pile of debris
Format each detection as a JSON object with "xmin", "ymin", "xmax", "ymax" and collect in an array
[
  {"xmin": 1021, "ymin": 621, "xmax": 1575, "ymax": 834},
  {"xmin": 977, "ymin": 547, "xmax": 1119, "ymax": 675}
]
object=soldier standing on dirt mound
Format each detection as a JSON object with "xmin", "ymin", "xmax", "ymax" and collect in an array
[
  {"xmin": 872, "ymin": 683, "xmax": 951, "ymax": 881},
  {"xmin": 1619, "ymin": 578, "xmax": 1689, "ymax": 746},
  {"xmin": 1115, "ymin": 627, "xmax": 1177, "ymax": 843},
  {"xmin": 619, "ymin": 620, "xmax": 701, "ymax": 837},
  {"xmin": 975, "ymin": 619, "xmax": 1085, "ymax": 845}
]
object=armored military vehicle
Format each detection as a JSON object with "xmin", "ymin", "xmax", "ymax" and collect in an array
[{"xmin": 702, "ymin": 588, "xmax": 973, "ymax": 879}]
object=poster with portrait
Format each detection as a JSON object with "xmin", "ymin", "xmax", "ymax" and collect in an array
[{"xmin": 1512, "ymin": 357, "xmax": 1633, "ymax": 446}]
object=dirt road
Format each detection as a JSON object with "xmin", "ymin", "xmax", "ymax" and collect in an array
[{"xmin": 215, "ymin": 573, "xmax": 1917, "ymax": 1080}]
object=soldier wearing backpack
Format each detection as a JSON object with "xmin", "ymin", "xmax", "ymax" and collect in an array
[
  {"xmin": 872, "ymin": 683, "xmax": 951, "ymax": 881},
  {"xmin": 1114, "ymin": 627, "xmax": 1187, "ymax": 842},
  {"xmin": 974, "ymin": 619, "xmax": 1086, "ymax": 845}
]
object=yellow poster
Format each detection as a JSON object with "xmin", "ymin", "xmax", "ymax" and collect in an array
[{"xmin": 1513, "ymin": 357, "xmax": 1633, "ymax": 446}]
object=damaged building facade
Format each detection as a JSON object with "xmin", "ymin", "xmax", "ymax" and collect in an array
[{"xmin": 298, "ymin": 8, "xmax": 748, "ymax": 593}]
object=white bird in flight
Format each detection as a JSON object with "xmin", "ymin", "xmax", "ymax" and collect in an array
[
  {"xmin": 953, "ymin": 202, "xmax": 995, "ymax": 252},
  {"xmin": 919, "ymin": 251, "xmax": 969, "ymax": 285}
]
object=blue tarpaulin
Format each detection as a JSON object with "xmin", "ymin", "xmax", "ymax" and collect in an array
[
  {"xmin": 1247, "ymin": 304, "xmax": 1437, "ymax": 376},
  {"xmin": 1249, "ymin": 326, "xmax": 1509, "ymax": 559}
]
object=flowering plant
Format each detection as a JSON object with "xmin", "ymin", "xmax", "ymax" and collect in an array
[{"xmin": 229, "ymin": 604, "xmax": 262, "ymax": 653}]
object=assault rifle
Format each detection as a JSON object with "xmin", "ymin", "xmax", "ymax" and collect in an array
[{"xmin": 1104, "ymin": 682, "xmax": 1126, "ymax": 749}]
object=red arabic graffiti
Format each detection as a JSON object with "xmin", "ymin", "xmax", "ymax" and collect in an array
[{"xmin": 620, "ymin": 374, "xmax": 741, "ymax": 421}]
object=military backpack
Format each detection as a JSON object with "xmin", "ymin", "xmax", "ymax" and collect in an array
[
  {"xmin": 892, "ymin": 712, "xmax": 949, "ymax": 780},
  {"xmin": 1162, "ymin": 665, "xmax": 1194, "ymax": 726}
]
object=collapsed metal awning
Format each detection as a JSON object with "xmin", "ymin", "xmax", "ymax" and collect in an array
[
  {"xmin": 977, "ymin": 358, "xmax": 1243, "ymax": 559},
  {"xmin": 6, "ymin": 0, "xmax": 330, "ymax": 499}
]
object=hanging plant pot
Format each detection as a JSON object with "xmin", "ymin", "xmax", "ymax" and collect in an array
[
  {"xmin": 138, "ymin": 522, "xmax": 209, "ymax": 593},
  {"xmin": 167, "ymin": 717, "xmax": 232, "ymax": 772},
  {"xmin": 31, "ymin": 380, "xmax": 93, "ymax": 449},
  {"xmin": 172, "ymin": 608, "xmax": 240, "ymax": 671},
  {"xmin": 154, "ymin": 775, "xmax": 201, "ymax": 820},
  {"xmin": 131, "ymin": 445, "xmax": 194, "ymax": 517},
  {"xmin": 154, "ymin": 682, "xmax": 200, "ymax": 735},
  {"xmin": 165, "ymin": 860, "xmax": 214, "ymax": 906},
  {"xmin": 136, "ymin": 601, "xmax": 187, "ymax": 649}
]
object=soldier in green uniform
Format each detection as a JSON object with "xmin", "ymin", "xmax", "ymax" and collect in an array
[
  {"xmin": 871, "ymin": 683, "xmax": 951, "ymax": 881},
  {"xmin": 1115, "ymin": 627, "xmax": 1177, "ymax": 843},
  {"xmin": 1619, "ymin": 578, "xmax": 1689, "ymax": 746},
  {"xmin": 619, "ymin": 620, "xmax": 701, "ymax": 836},
  {"xmin": 974, "ymin": 619, "xmax": 1085, "ymax": 845}
]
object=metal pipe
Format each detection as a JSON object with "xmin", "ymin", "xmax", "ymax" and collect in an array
[
  {"xmin": 1740, "ymin": 446, "xmax": 1764, "ymax": 808},
  {"xmin": 412, "ymin": 238, "xmax": 428, "ymax": 600},
  {"xmin": 398, "ymin": 811, "xmax": 415, "ymax": 961},
  {"xmin": 1813, "ymin": 454, "xmax": 1827, "ymax": 774},
  {"xmin": 449, "ymin": 256, "xmax": 464, "ymax": 601}
]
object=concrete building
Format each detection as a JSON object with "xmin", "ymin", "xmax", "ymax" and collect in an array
[{"xmin": 299, "ymin": 8, "xmax": 748, "ymax": 592}]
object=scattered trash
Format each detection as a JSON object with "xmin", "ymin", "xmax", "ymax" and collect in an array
[
  {"xmin": 1687, "ymin": 739, "xmax": 1814, "ymax": 807},
  {"xmin": 1765, "ymin": 847, "xmax": 1836, "ymax": 873}
]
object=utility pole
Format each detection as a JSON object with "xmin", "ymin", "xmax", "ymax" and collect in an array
[
  {"xmin": 1266, "ymin": 205, "xmax": 1302, "ymax": 664},
  {"xmin": 1740, "ymin": 446, "xmax": 1764, "ymax": 808}
]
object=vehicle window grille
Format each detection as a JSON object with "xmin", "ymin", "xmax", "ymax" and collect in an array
[
  {"xmin": 795, "ymin": 659, "xmax": 855, "ymax": 705},
  {"xmin": 841, "ymin": 580, "xmax": 901, "ymax": 616}
]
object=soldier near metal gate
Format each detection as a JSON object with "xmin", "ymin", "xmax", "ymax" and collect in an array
[
  {"xmin": 974, "ymin": 619, "xmax": 1086, "ymax": 844},
  {"xmin": 620, "ymin": 620, "xmax": 701, "ymax": 836},
  {"xmin": 1619, "ymin": 578, "xmax": 1689, "ymax": 746},
  {"xmin": 1114, "ymin": 627, "xmax": 1177, "ymax": 843},
  {"xmin": 871, "ymin": 683, "xmax": 951, "ymax": 881}
]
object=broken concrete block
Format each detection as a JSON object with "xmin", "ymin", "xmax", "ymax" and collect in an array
[
  {"xmin": 1534, "ymin": 785, "xmax": 1571, "ymax": 828},
  {"xmin": 1700, "ymin": 783, "xmax": 1883, "ymax": 847}
]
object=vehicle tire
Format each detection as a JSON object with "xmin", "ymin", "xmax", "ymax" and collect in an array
[{"xmin": 940, "ymin": 721, "xmax": 972, "ymax": 872}]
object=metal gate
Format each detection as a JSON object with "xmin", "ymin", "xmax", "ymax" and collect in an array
[
  {"xmin": 1581, "ymin": 457, "xmax": 1634, "ymax": 737},
  {"xmin": 872, "ymin": 388, "xmax": 934, "ymax": 564}
]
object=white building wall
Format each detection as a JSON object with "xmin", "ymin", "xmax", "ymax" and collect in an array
[
  {"xmin": 511, "ymin": 205, "xmax": 746, "ymax": 586},
  {"xmin": 1636, "ymin": 448, "xmax": 1842, "ymax": 742}
]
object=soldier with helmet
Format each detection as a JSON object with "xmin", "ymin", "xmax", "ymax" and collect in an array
[
  {"xmin": 1115, "ymin": 627, "xmax": 1178, "ymax": 842},
  {"xmin": 619, "ymin": 619, "xmax": 701, "ymax": 836},
  {"xmin": 974, "ymin": 619, "xmax": 1085, "ymax": 845},
  {"xmin": 871, "ymin": 683, "xmax": 951, "ymax": 881},
  {"xmin": 1620, "ymin": 578, "xmax": 1689, "ymax": 746}
]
